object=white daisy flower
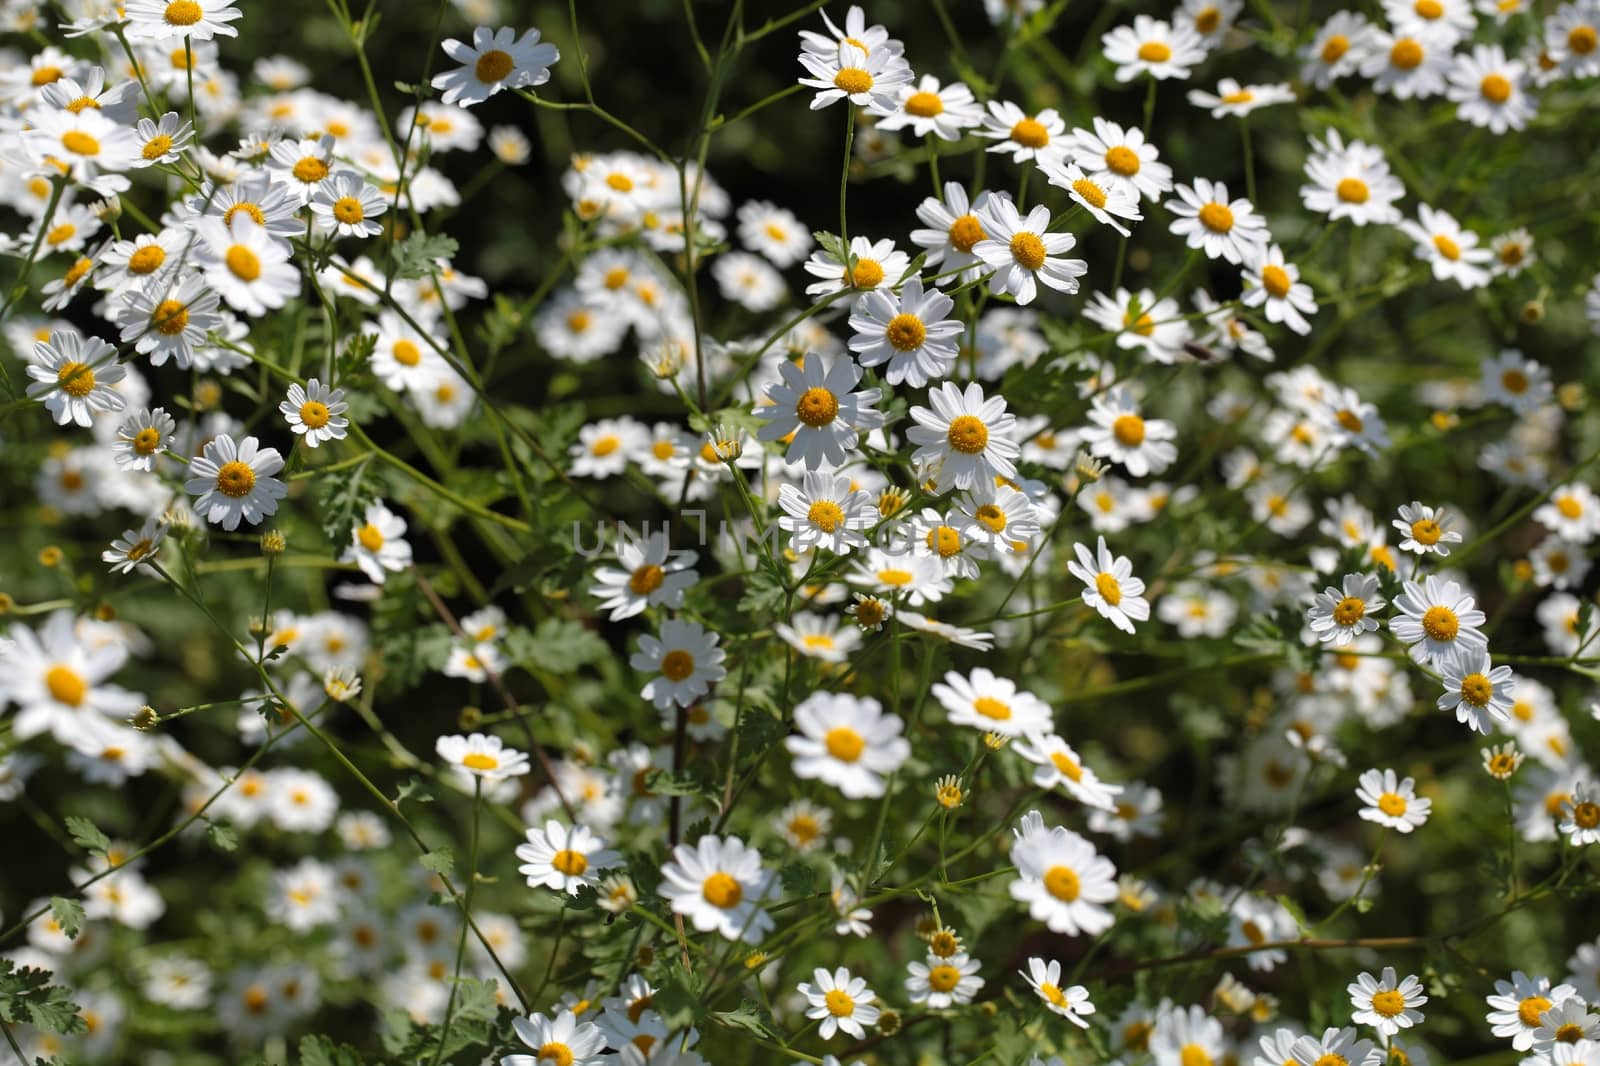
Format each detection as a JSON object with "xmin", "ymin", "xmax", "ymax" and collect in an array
[
  {"xmin": 630, "ymin": 619, "xmax": 726, "ymax": 710},
  {"xmin": 755, "ymin": 355, "xmax": 885, "ymax": 471},
  {"xmin": 1560, "ymin": 783, "xmax": 1600, "ymax": 847},
  {"xmin": 736, "ymin": 200, "xmax": 812, "ymax": 267},
  {"xmin": 1102, "ymin": 15, "xmax": 1207, "ymax": 82},
  {"xmin": 1479, "ymin": 350, "xmax": 1551, "ymax": 412},
  {"xmin": 1392, "ymin": 501, "xmax": 1462, "ymax": 556},
  {"xmin": 910, "ymin": 182, "xmax": 996, "ymax": 285},
  {"xmin": 870, "ymin": 74, "xmax": 984, "ymax": 141},
  {"xmin": 785, "ymin": 691, "xmax": 909, "ymax": 799},
  {"xmin": 777, "ymin": 471, "xmax": 875, "ymax": 555},
  {"xmin": 1348, "ymin": 966, "xmax": 1428, "ymax": 1038},
  {"xmin": 1302, "ymin": 12, "xmax": 1379, "ymax": 87},
  {"xmin": 340, "ymin": 500, "xmax": 412, "ymax": 585},
  {"xmin": 435, "ymin": 732, "xmax": 530, "ymax": 782},
  {"xmin": 279, "ymin": 378, "xmax": 350, "ymax": 448},
  {"xmin": 1360, "ymin": 26, "xmax": 1456, "ymax": 98},
  {"xmin": 1486, "ymin": 972, "xmax": 1580, "ymax": 1050},
  {"xmin": 184, "ymin": 434, "xmax": 287, "ymax": 530},
  {"xmin": 1009, "ymin": 821, "xmax": 1118, "ymax": 936},
  {"xmin": 1307, "ymin": 573, "xmax": 1386, "ymax": 644},
  {"xmin": 797, "ymin": 40, "xmax": 910, "ymax": 111},
  {"xmin": 25, "ymin": 329, "xmax": 125, "ymax": 427},
  {"xmin": 123, "ymin": 0, "xmax": 240, "ymax": 39},
  {"xmin": 1067, "ymin": 117, "xmax": 1173, "ymax": 202},
  {"xmin": 589, "ymin": 529, "xmax": 698, "ymax": 620},
  {"xmin": 906, "ymin": 952, "xmax": 984, "ymax": 1008},
  {"xmin": 1535, "ymin": 484, "xmax": 1600, "ymax": 543},
  {"xmin": 1013, "ymin": 733, "xmax": 1122, "ymax": 810},
  {"xmin": 972, "ymin": 197, "xmax": 1087, "ymax": 306},
  {"xmin": 1067, "ymin": 536, "xmax": 1150, "ymax": 634},
  {"xmin": 1043, "ymin": 160, "xmax": 1142, "ymax": 236},
  {"xmin": 117, "ymin": 274, "xmax": 223, "ymax": 368},
  {"xmin": 907, "ymin": 381, "xmax": 1021, "ymax": 491},
  {"xmin": 977, "ymin": 100, "xmax": 1066, "ymax": 164},
  {"xmin": 310, "ymin": 172, "xmax": 386, "ymax": 239},
  {"xmin": 802, "ymin": 235, "xmax": 910, "ymax": 301},
  {"xmin": 103, "ymin": 518, "xmax": 167, "ymax": 575},
  {"xmin": 1447, "ymin": 45, "xmax": 1538, "ymax": 133},
  {"xmin": 798, "ymin": 967, "xmax": 880, "ymax": 1040},
  {"xmin": 847, "ymin": 549, "xmax": 952, "ymax": 606},
  {"xmin": 1242, "ymin": 245, "xmax": 1317, "ymax": 335},
  {"xmin": 196, "ymin": 215, "xmax": 299, "ymax": 315},
  {"xmin": 1187, "ymin": 78, "xmax": 1297, "ymax": 118},
  {"xmin": 1437, "ymin": 650, "xmax": 1515, "ymax": 734},
  {"xmin": 516, "ymin": 820, "xmax": 620, "ymax": 895},
  {"xmin": 658, "ymin": 835, "xmax": 775, "ymax": 943},
  {"xmin": 932, "ymin": 666, "xmax": 1053, "ymax": 738},
  {"xmin": 1355, "ymin": 768, "xmax": 1432, "ymax": 832},
  {"xmin": 1166, "ymin": 177, "xmax": 1270, "ymax": 265},
  {"xmin": 1081, "ymin": 387, "xmax": 1177, "ymax": 477},
  {"xmin": 503, "ymin": 1011, "xmax": 604, "ymax": 1066},
  {"xmin": 1020, "ymin": 957, "xmax": 1094, "ymax": 1027},
  {"xmin": 431, "ymin": 25, "xmax": 559, "ymax": 108},
  {"xmin": 1389, "ymin": 576, "xmax": 1488, "ymax": 666},
  {"xmin": 847, "ymin": 276, "xmax": 962, "ymax": 387}
]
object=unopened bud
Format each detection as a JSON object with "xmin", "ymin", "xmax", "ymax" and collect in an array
[
  {"xmin": 261, "ymin": 529, "xmax": 287, "ymax": 555},
  {"xmin": 458, "ymin": 705, "xmax": 483, "ymax": 730},
  {"xmin": 131, "ymin": 705, "xmax": 159, "ymax": 730}
]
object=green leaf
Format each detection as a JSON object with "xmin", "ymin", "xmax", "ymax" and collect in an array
[
  {"xmin": 419, "ymin": 849, "xmax": 454, "ymax": 876},
  {"xmin": 778, "ymin": 861, "xmax": 816, "ymax": 897},
  {"xmin": 64, "ymin": 816, "xmax": 109, "ymax": 855},
  {"xmin": 452, "ymin": 977, "xmax": 501, "ymax": 1023},
  {"xmin": 811, "ymin": 230, "xmax": 847, "ymax": 264},
  {"xmin": 503, "ymin": 618, "xmax": 608, "ymax": 675},
  {"xmin": 391, "ymin": 232, "xmax": 460, "ymax": 280},
  {"xmin": 299, "ymin": 1034, "xmax": 367, "ymax": 1066},
  {"xmin": 314, "ymin": 455, "xmax": 376, "ymax": 545},
  {"xmin": 207, "ymin": 822, "xmax": 239, "ymax": 853},
  {"xmin": 396, "ymin": 776, "xmax": 436, "ymax": 807},
  {"xmin": 713, "ymin": 999, "xmax": 776, "ymax": 1040},
  {"xmin": 49, "ymin": 897, "xmax": 84, "ymax": 940},
  {"xmin": 0, "ymin": 960, "xmax": 86, "ymax": 1036},
  {"xmin": 641, "ymin": 769, "xmax": 712, "ymax": 798}
]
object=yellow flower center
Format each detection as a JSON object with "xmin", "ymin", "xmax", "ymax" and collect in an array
[
  {"xmin": 1198, "ymin": 202, "xmax": 1234, "ymax": 233},
  {"xmin": 807, "ymin": 500, "xmax": 844, "ymax": 533},
  {"xmin": 215, "ymin": 460, "xmax": 256, "ymax": 498},
  {"xmin": 1072, "ymin": 177, "xmax": 1108, "ymax": 209},
  {"xmin": 1105, "ymin": 145, "xmax": 1141, "ymax": 176},
  {"xmin": 927, "ymin": 964, "xmax": 962, "ymax": 992},
  {"xmin": 1261, "ymin": 264, "xmax": 1292, "ymax": 298},
  {"xmin": 1044, "ymin": 865, "xmax": 1080, "ymax": 901},
  {"xmin": 32, "ymin": 66, "xmax": 63, "ymax": 86},
  {"xmin": 141, "ymin": 133, "xmax": 174, "ymax": 160},
  {"xmin": 1421, "ymin": 605, "xmax": 1459, "ymax": 641},
  {"xmin": 164, "ymin": 0, "xmax": 202, "ymax": 25},
  {"xmin": 905, "ymin": 91, "xmax": 944, "ymax": 117},
  {"xmin": 1138, "ymin": 41, "xmax": 1173, "ymax": 62},
  {"xmin": 1459, "ymin": 673, "xmax": 1493, "ymax": 706},
  {"xmin": 845, "ymin": 257, "xmax": 884, "ymax": 289},
  {"xmin": 1520, "ymin": 996, "xmax": 1555, "ymax": 1027},
  {"xmin": 1112, "ymin": 413, "xmax": 1146, "ymax": 447},
  {"xmin": 628, "ymin": 564, "xmax": 664, "ymax": 595},
  {"xmin": 702, "ymin": 871, "xmax": 742, "ymax": 908},
  {"xmin": 127, "ymin": 245, "xmax": 168, "ymax": 275},
  {"xmin": 1222, "ymin": 90, "xmax": 1254, "ymax": 105},
  {"xmin": 46, "ymin": 664, "xmax": 88, "ymax": 706},
  {"xmin": 1371, "ymin": 989, "xmax": 1407, "ymax": 1018},
  {"xmin": 61, "ymin": 130, "xmax": 100, "ymax": 156},
  {"xmin": 947, "ymin": 414, "xmax": 989, "ymax": 454},
  {"xmin": 133, "ymin": 427, "xmax": 162, "ymax": 455},
  {"xmin": 357, "ymin": 522, "xmax": 384, "ymax": 551},
  {"xmin": 292, "ymin": 157, "xmax": 328, "ymax": 184},
  {"xmin": 1377, "ymin": 792, "xmax": 1408, "ymax": 817},
  {"xmin": 332, "ymin": 197, "xmax": 365, "ymax": 224},
  {"xmin": 1332, "ymin": 597, "xmax": 1365, "ymax": 626},
  {"xmin": 1575, "ymin": 802, "xmax": 1600, "ymax": 829},
  {"xmin": 591, "ymin": 435, "xmax": 620, "ymax": 457},
  {"xmin": 824, "ymin": 989, "xmax": 855, "ymax": 1016},
  {"xmin": 152, "ymin": 296, "xmax": 188, "ymax": 334},
  {"xmin": 1009, "ymin": 232, "xmax": 1046, "ymax": 271},
  {"xmin": 1433, "ymin": 233, "xmax": 1461, "ymax": 260},
  {"xmin": 536, "ymin": 1043, "xmax": 573, "ymax": 1066},
  {"xmin": 56, "ymin": 361, "xmax": 96, "ymax": 398},
  {"xmin": 1415, "ymin": 0, "xmax": 1444, "ymax": 16},
  {"xmin": 299, "ymin": 400, "xmax": 331, "ymax": 429},
  {"xmin": 1569, "ymin": 25, "xmax": 1598, "ymax": 54},
  {"xmin": 876, "ymin": 568, "xmax": 913, "ymax": 586},
  {"xmin": 885, "ymin": 312, "xmax": 927, "ymax": 351},
  {"xmin": 825, "ymin": 726, "xmax": 865, "ymax": 762},
  {"xmin": 1195, "ymin": 5, "xmax": 1222, "ymax": 32},
  {"xmin": 1390, "ymin": 39, "xmax": 1424, "ymax": 70},
  {"xmin": 928, "ymin": 525, "xmax": 962, "ymax": 557},
  {"xmin": 461, "ymin": 752, "xmax": 499, "ymax": 771},
  {"xmin": 1095, "ymin": 572, "xmax": 1122, "ymax": 606},
  {"xmin": 1316, "ymin": 1056, "xmax": 1349, "ymax": 1066},
  {"xmin": 605, "ymin": 172, "xmax": 632, "ymax": 192},
  {"xmin": 1480, "ymin": 73, "xmax": 1512, "ymax": 102},
  {"xmin": 972, "ymin": 696, "xmax": 1011, "ymax": 721},
  {"xmin": 795, "ymin": 386, "xmax": 839, "ymax": 427},
  {"xmin": 1010, "ymin": 117, "xmax": 1050, "ymax": 148},
  {"xmin": 1410, "ymin": 518, "xmax": 1442, "ymax": 545},
  {"xmin": 833, "ymin": 67, "xmax": 874, "ymax": 94},
  {"xmin": 660, "ymin": 649, "xmax": 696, "ymax": 682},
  {"xmin": 223, "ymin": 244, "xmax": 260, "ymax": 281},
  {"xmin": 975, "ymin": 504, "xmax": 1007, "ymax": 533},
  {"xmin": 552, "ymin": 849, "xmax": 588, "ymax": 876},
  {"xmin": 1050, "ymin": 751, "xmax": 1084, "ymax": 781},
  {"xmin": 948, "ymin": 214, "xmax": 985, "ymax": 253},
  {"xmin": 475, "ymin": 49, "xmax": 515, "ymax": 83}
]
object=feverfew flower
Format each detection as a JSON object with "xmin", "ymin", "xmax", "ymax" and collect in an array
[
  {"xmin": 907, "ymin": 381, "xmax": 1021, "ymax": 491},
  {"xmin": 1242, "ymin": 245, "xmax": 1317, "ymax": 335},
  {"xmin": 1187, "ymin": 79, "xmax": 1297, "ymax": 118},
  {"xmin": 932, "ymin": 667, "xmax": 1053, "ymax": 739},
  {"xmin": 1437, "ymin": 650, "xmax": 1515, "ymax": 734},
  {"xmin": 503, "ymin": 1011, "xmax": 603, "ymax": 1066},
  {"xmin": 798, "ymin": 967, "xmax": 880, "ymax": 1040},
  {"xmin": 516, "ymin": 821, "xmax": 620, "ymax": 895},
  {"xmin": 185, "ymin": 434, "xmax": 287, "ymax": 531},
  {"xmin": 1102, "ymin": 16, "xmax": 1207, "ymax": 82},
  {"xmin": 630, "ymin": 619, "xmax": 726, "ymax": 709},
  {"xmin": 972, "ymin": 198, "xmax": 1087, "ymax": 306},
  {"xmin": 1307, "ymin": 574, "xmax": 1386, "ymax": 644},
  {"xmin": 906, "ymin": 953, "xmax": 984, "ymax": 1008},
  {"xmin": 310, "ymin": 173, "xmax": 387, "ymax": 239},
  {"xmin": 1167, "ymin": 178, "xmax": 1270, "ymax": 265},
  {"xmin": 658, "ymin": 835, "xmax": 774, "ymax": 943},
  {"xmin": 1080, "ymin": 388, "xmax": 1177, "ymax": 477},
  {"xmin": 872, "ymin": 74, "xmax": 984, "ymax": 141},
  {"xmin": 1486, "ymin": 972, "xmax": 1579, "ymax": 1050},
  {"xmin": 786, "ymin": 692, "xmax": 909, "ymax": 798},
  {"xmin": 26, "ymin": 329, "xmax": 125, "ymax": 427},
  {"xmin": 1400, "ymin": 205, "xmax": 1493, "ymax": 289},
  {"xmin": 1355, "ymin": 768, "xmax": 1432, "ymax": 833},
  {"xmin": 435, "ymin": 733, "xmax": 530, "ymax": 782},
  {"xmin": 590, "ymin": 530, "xmax": 699, "ymax": 619},
  {"xmin": 341, "ymin": 500, "xmax": 412, "ymax": 585},
  {"xmin": 977, "ymin": 100, "xmax": 1067, "ymax": 164},
  {"xmin": 103, "ymin": 518, "xmax": 166, "ymax": 575},
  {"xmin": 1389, "ymin": 576, "xmax": 1488, "ymax": 665},
  {"xmin": 1020, "ymin": 957, "xmax": 1095, "ymax": 1027},
  {"xmin": 1446, "ymin": 45, "xmax": 1537, "ymax": 134},
  {"xmin": 432, "ymin": 26, "xmax": 559, "ymax": 107},
  {"xmin": 797, "ymin": 41, "xmax": 910, "ymax": 112},
  {"xmin": 847, "ymin": 276, "xmax": 962, "ymax": 387},
  {"xmin": 280, "ymin": 378, "xmax": 350, "ymax": 447},
  {"xmin": 755, "ymin": 355, "xmax": 885, "ymax": 471},
  {"xmin": 1348, "ymin": 967, "xmax": 1428, "ymax": 1039},
  {"xmin": 1013, "ymin": 733, "xmax": 1122, "ymax": 810},
  {"xmin": 123, "ymin": 0, "xmax": 242, "ymax": 40},
  {"xmin": 196, "ymin": 215, "xmax": 299, "ymax": 315},
  {"xmin": 777, "ymin": 471, "xmax": 875, "ymax": 555},
  {"xmin": 1009, "ymin": 822, "xmax": 1118, "ymax": 936},
  {"xmin": 1560, "ymin": 783, "xmax": 1600, "ymax": 846},
  {"xmin": 1068, "ymin": 536, "xmax": 1150, "ymax": 634},
  {"xmin": 1392, "ymin": 502, "xmax": 1462, "ymax": 556}
]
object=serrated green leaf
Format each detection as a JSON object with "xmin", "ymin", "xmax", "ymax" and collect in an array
[
  {"xmin": 207, "ymin": 822, "xmax": 239, "ymax": 853},
  {"xmin": 64, "ymin": 816, "xmax": 109, "ymax": 855},
  {"xmin": 49, "ymin": 897, "xmax": 83, "ymax": 940},
  {"xmin": 419, "ymin": 849, "xmax": 454, "ymax": 876},
  {"xmin": 713, "ymin": 999, "xmax": 776, "ymax": 1040},
  {"xmin": 392, "ymin": 232, "xmax": 460, "ymax": 280},
  {"xmin": 503, "ymin": 618, "xmax": 607, "ymax": 675}
]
